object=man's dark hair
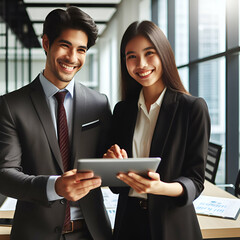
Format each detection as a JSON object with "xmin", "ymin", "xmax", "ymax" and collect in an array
[{"xmin": 42, "ymin": 6, "xmax": 98, "ymax": 50}]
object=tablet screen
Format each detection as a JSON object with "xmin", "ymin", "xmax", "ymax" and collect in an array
[{"xmin": 77, "ymin": 157, "xmax": 161, "ymax": 187}]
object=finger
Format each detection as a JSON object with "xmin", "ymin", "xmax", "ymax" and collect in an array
[
  {"xmin": 127, "ymin": 172, "xmax": 151, "ymax": 185},
  {"xmin": 148, "ymin": 172, "xmax": 160, "ymax": 180},
  {"xmin": 76, "ymin": 179, "xmax": 102, "ymax": 199},
  {"xmin": 62, "ymin": 169, "xmax": 77, "ymax": 177},
  {"xmin": 110, "ymin": 144, "xmax": 123, "ymax": 158},
  {"xmin": 103, "ymin": 153, "xmax": 111, "ymax": 158},
  {"xmin": 117, "ymin": 173, "xmax": 145, "ymax": 190},
  {"xmin": 75, "ymin": 176, "xmax": 101, "ymax": 188},
  {"xmin": 62, "ymin": 169, "xmax": 94, "ymax": 182},
  {"xmin": 120, "ymin": 149, "xmax": 128, "ymax": 158},
  {"xmin": 106, "ymin": 149, "xmax": 118, "ymax": 158},
  {"xmin": 117, "ymin": 175, "xmax": 144, "ymax": 193},
  {"xmin": 73, "ymin": 178, "xmax": 102, "ymax": 195},
  {"xmin": 103, "ymin": 149, "xmax": 119, "ymax": 159},
  {"xmin": 61, "ymin": 177, "xmax": 102, "ymax": 201},
  {"xmin": 75, "ymin": 171, "xmax": 94, "ymax": 181}
]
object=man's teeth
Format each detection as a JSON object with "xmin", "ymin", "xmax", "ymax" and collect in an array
[
  {"xmin": 138, "ymin": 70, "xmax": 152, "ymax": 77},
  {"xmin": 61, "ymin": 63, "xmax": 74, "ymax": 70}
]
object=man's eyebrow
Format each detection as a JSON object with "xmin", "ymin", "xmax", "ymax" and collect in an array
[
  {"xmin": 58, "ymin": 39, "xmax": 72, "ymax": 45},
  {"xmin": 58, "ymin": 39, "xmax": 87, "ymax": 50}
]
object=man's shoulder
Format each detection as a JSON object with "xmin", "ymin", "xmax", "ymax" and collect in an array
[
  {"xmin": 0, "ymin": 77, "xmax": 40, "ymax": 108},
  {"xmin": 2, "ymin": 76, "xmax": 39, "ymax": 97},
  {"xmin": 75, "ymin": 82, "xmax": 108, "ymax": 102}
]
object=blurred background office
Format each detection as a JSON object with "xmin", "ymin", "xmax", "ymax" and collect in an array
[{"xmin": 0, "ymin": 0, "xmax": 239, "ymax": 190}]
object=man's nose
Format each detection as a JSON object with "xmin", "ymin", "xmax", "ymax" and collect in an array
[{"xmin": 66, "ymin": 49, "xmax": 78, "ymax": 63}]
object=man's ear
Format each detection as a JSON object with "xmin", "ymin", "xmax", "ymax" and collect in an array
[{"xmin": 42, "ymin": 34, "xmax": 49, "ymax": 53}]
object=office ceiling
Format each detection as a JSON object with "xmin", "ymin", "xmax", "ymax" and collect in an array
[{"xmin": 0, "ymin": 0, "xmax": 121, "ymax": 49}]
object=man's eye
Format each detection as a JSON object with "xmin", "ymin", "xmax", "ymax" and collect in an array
[
  {"xmin": 61, "ymin": 44, "xmax": 69, "ymax": 48},
  {"xmin": 78, "ymin": 48, "xmax": 86, "ymax": 53}
]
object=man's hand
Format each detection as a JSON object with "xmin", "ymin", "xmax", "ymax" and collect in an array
[{"xmin": 55, "ymin": 169, "xmax": 101, "ymax": 201}]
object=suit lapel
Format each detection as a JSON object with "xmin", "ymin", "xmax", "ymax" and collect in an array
[
  {"xmin": 122, "ymin": 100, "xmax": 138, "ymax": 157},
  {"xmin": 71, "ymin": 83, "xmax": 86, "ymax": 169},
  {"xmin": 30, "ymin": 77, "xmax": 63, "ymax": 172},
  {"xmin": 150, "ymin": 89, "xmax": 179, "ymax": 157}
]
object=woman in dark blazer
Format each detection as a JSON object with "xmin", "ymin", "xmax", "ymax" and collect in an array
[{"xmin": 104, "ymin": 20, "xmax": 211, "ymax": 240}]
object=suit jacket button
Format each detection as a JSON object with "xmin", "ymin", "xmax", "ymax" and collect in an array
[
  {"xmin": 55, "ymin": 226, "xmax": 62, "ymax": 233},
  {"xmin": 60, "ymin": 199, "xmax": 66, "ymax": 205}
]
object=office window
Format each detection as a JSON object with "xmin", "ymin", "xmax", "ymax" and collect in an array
[
  {"xmin": 23, "ymin": 48, "xmax": 30, "ymax": 86},
  {"xmin": 178, "ymin": 67, "xmax": 189, "ymax": 92},
  {"xmin": 0, "ymin": 21, "xmax": 6, "ymax": 94},
  {"xmin": 76, "ymin": 49, "xmax": 98, "ymax": 90},
  {"xmin": 139, "ymin": 0, "xmax": 151, "ymax": 21},
  {"xmin": 198, "ymin": 57, "xmax": 226, "ymax": 183},
  {"xmin": 239, "ymin": 54, "xmax": 240, "ymax": 168},
  {"xmin": 0, "ymin": 48, "xmax": 6, "ymax": 95},
  {"xmin": 156, "ymin": 0, "xmax": 239, "ymax": 187},
  {"xmin": 198, "ymin": 0, "xmax": 226, "ymax": 58},
  {"xmin": 8, "ymin": 30, "xmax": 17, "ymax": 93},
  {"xmin": 15, "ymin": 39, "xmax": 23, "ymax": 89},
  {"xmin": 175, "ymin": 0, "xmax": 189, "ymax": 66},
  {"xmin": 158, "ymin": 0, "xmax": 168, "ymax": 37}
]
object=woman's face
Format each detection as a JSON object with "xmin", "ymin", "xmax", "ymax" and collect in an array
[{"xmin": 125, "ymin": 35, "xmax": 163, "ymax": 89}]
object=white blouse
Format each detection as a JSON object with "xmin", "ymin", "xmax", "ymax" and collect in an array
[{"xmin": 129, "ymin": 87, "xmax": 166, "ymax": 198}]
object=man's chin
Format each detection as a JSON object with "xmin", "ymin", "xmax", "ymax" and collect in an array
[{"xmin": 58, "ymin": 74, "xmax": 75, "ymax": 83}]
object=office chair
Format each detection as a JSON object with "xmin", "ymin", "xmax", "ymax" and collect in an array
[
  {"xmin": 234, "ymin": 171, "xmax": 240, "ymax": 198},
  {"xmin": 0, "ymin": 193, "xmax": 7, "ymax": 207},
  {"xmin": 217, "ymin": 170, "xmax": 240, "ymax": 198},
  {"xmin": 205, "ymin": 142, "xmax": 222, "ymax": 184}
]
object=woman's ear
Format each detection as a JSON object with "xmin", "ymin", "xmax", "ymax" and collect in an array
[{"xmin": 42, "ymin": 34, "xmax": 49, "ymax": 54}]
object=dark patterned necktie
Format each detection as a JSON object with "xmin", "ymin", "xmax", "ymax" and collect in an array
[{"xmin": 54, "ymin": 91, "xmax": 71, "ymax": 227}]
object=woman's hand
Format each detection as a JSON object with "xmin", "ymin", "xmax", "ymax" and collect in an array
[
  {"xmin": 117, "ymin": 171, "xmax": 184, "ymax": 197},
  {"xmin": 103, "ymin": 144, "xmax": 128, "ymax": 159}
]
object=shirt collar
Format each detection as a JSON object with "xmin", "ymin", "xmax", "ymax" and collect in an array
[
  {"xmin": 138, "ymin": 87, "xmax": 167, "ymax": 111},
  {"xmin": 39, "ymin": 71, "xmax": 74, "ymax": 99}
]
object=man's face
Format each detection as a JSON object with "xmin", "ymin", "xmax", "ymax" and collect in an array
[{"xmin": 42, "ymin": 29, "xmax": 88, "ymax": 89}]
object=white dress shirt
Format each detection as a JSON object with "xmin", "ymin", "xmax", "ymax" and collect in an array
[
  {"xmin": 39, "ymin": 72, "xmax": 83, "ymax": 220},
  {"xmin": 129, "ymin": 87, "xmax": 167, "ymax": 198}
]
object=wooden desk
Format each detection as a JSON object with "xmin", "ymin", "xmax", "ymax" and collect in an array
[
  {"xmin": 198, "ymin": 181, "xmax": 240, "ymax": 239},
  {"xmin": 0, "ymin": 211, "xmax": 14, "ymax": 240},
  {"xmin": 1, "ymin": 182, "xmax": 240, "ymax": 239}
]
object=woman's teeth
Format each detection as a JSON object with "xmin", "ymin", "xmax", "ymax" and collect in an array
[{"xmin": 138, "ymin": 70, "xmax": 152, "ymax": 77}]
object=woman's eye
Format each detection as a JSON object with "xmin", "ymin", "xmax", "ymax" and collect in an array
[
  {"xmin": 127, "ymin": 55, "xmax": 136, "ymax": 60},
  {"xmin": 146, "ymin": 51, "xmax": 154, "ymax": 56}
]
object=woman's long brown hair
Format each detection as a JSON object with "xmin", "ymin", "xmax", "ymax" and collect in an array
[{"xmin": 120, "ymin": 20, "xmax": 188, "ymax": 101}]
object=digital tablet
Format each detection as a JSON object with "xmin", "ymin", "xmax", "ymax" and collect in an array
[{"xmin": 77, "ymin": 157, "xmax": 161, "ymax": 187}]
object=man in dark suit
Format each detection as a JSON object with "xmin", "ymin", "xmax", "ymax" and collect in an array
[{"xmin": 0, "ymin": 7, "xmax": 112, "ymax": 240}]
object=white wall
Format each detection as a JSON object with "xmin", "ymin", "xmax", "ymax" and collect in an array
[{"xmin": 95, "ymin": 0, "xmax": 151, "ymax": 109}]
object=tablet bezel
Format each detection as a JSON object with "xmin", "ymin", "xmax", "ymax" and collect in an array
[{"xmin": 77, "ymin": 157, "xmax": 161, "ymax": 187}]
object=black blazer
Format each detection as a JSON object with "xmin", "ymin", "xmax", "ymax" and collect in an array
[
  {"xmin": 0, "ymin": 76, "xmax": 113, "ymax": 240},
  {"xmin": 112, "ymin": 88, "xmax": 211, "ymax": 240}
]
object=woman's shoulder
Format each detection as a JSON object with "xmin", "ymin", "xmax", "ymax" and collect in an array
[
  {"xmin": 171, "ymin": 92, "xmax": 210, "ymax": 123},
  {"xmin": 113, "ymin": 99, "xmax": 137, "ymax": 114},
  {"xmin": 171, "ymin": 90, "xmax": 208, "ymax": 110}
]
